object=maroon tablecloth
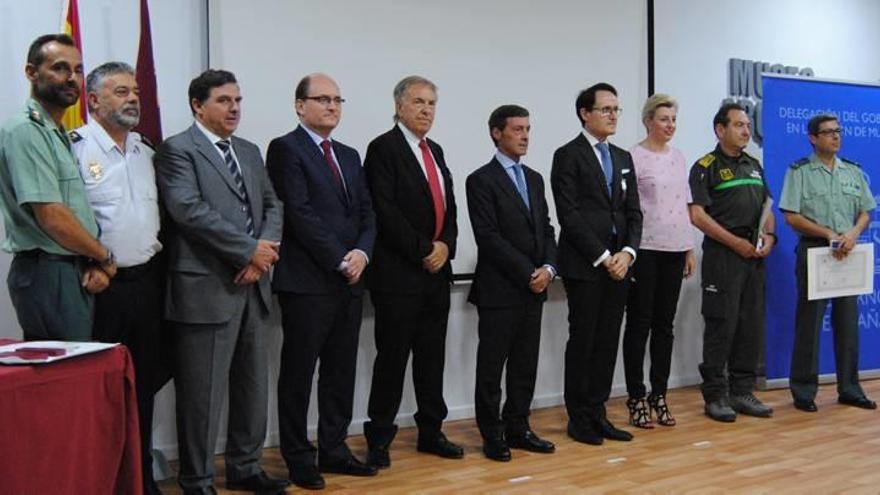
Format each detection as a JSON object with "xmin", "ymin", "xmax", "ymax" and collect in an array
[{"xmin": 0, "ymin": 340, "xmax": 143, "ymax": 495}]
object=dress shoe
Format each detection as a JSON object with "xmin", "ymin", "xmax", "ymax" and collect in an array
[
  {"xmin": 290, "ymin": 465, "xmax": 326, "ymax": 490},
  {"xmin": 507, "ymin": 430, "xmax": 555, "ymax": 453},
  {"xmin": 595, "ymin": 418, "xmax": 633, "ymax": 442},
  {"xmin": 729, "ymin": 393, "xmax": 773, "ymax": 417},
  {"xmin": 839, "ymin": 395, "xmax": 878, "ymax": 409},
  {"xmin": 417, "ymin": 432, "xmax": 464, "ymax": 459},
  {"xmin": 226, "ymin": 470, "xmax": 290, "ymax": 494},
  {"xmin": 482, "ymin": 438, "xmax": 511, "ymax": 462},
  {"xmin": 367, "ymin": 445, "xmax": 391, "ymax": 469},
  {"xmin": 705, "ymin": 399, "xmax": 737, "ymax": 422},
  {"xmin": 320, "ymin": 456, "xmax": 378, "ymax": 477},
  {"xmin": 794, "ymin": 399, "xmax": 818, "ymax": 412},
  {"xmin": 566, "ymin": 420, "xmax": 603, "ymax": 445},
  {"xmin": 182, "ymin": 488, "xmax": 217, "ymax": 495}
]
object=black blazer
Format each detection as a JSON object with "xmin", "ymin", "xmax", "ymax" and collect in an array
[
  {"xmin": 364, "ymin": 125, "xmax": 457, "ymax": 293},
  {"xmin": 466, "ymin": 158, "xmax": 557, "ymax": 308},
  {"xmin": 265, "ymin": 125, "xmax": 376, "ymax": 295},
  {"xmin": 550, "ymin": 133, "xmax": 642, "ymax": 281}
]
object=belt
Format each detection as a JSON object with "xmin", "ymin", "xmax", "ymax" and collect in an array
[
  {"xmin": 728, "ymin": 227, "xmax": 755, "ymax": 240},
  {"xmin": 14, "ymin": 249, "xmax": 79, "ymax": 263},
  {"xmin": 115, "ymin": 256, "xmax": 159, "ymax": 281},
  {"xmin": 799, "ymin": 236, "xmax": 828, "ymax": 245}
]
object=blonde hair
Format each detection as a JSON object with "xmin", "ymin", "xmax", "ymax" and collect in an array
[{"xmin": 641, "ymin": 93, "xmax": 678, "ymax": 128}]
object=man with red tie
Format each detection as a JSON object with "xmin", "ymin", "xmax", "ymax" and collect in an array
[{"xmin": 363, "ymin": 75, "xmax": 461, "ymax": 468}]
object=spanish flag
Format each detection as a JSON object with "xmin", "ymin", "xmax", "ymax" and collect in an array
[{"xmin": 60, "ymin": 0, "xmax": 87, "ymax": 130}]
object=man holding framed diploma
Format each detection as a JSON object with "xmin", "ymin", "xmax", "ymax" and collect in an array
[{"xmin": 779, "ymin": 113, "xmax": 877, "ymax": 413}]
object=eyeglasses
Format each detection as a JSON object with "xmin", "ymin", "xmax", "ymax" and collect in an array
[
  {"xmin": 593, "ymin": 106, "xmax": 622, "ymax": 117},
  {"xmin": 816, "ymin": 128, "xmax": 842, "ymax": 136},
  {"xmin": 301, "ymin": 96, "xmax": 346, "ymax": 106}
]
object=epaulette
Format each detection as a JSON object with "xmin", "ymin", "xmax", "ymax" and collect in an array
[
  {"xmin": 789, "ymin": 157, "xmax": 810, "ymax": 169},
  {"xmin": 697, "ymin": 153, "xmax": 715, "ymax": 168},
  {"xmin": 68, "ymin": 130, "xmax": 83, "ymax": 143},
  {"xmin": 27, "ymin": 108, "xmax": 44, "ymax": 126},
  {"xmin": 742, "ymin": 150, "xmax": 758, "ymax": 162},
  {"xmin": 840, "ymin": 157, "xmax": 861, "ymax": 168},
  {"xmin": 136, "ymin": 132, "xmax": 156, "ymax": 151}
]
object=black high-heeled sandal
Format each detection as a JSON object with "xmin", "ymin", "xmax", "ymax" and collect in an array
[
  {"xmin": 647, "ymin": 394, "xmax": 676, "ymax": 426},
  {"xmin": 626, "ymin": 397, "xmax": 654, "ymax": 429}
]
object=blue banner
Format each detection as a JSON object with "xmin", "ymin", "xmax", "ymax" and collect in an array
[{"xmin": 762, "ymin": 74, "xmax": 880, "ymax": 380}]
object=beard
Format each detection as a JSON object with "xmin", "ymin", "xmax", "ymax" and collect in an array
[
  {"xmin": 109, "ymin": 105, "xmax": 140, "ymax": 129},
  {"xmin": 33, "ymin": 78, "xmax": 80, "ymax": 109}
]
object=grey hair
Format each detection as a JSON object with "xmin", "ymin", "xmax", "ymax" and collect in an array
[
  {"xmin": 85, "ymin": 61, "xmax": 135, "ymax": 109},
  {"xmin": 392, "ymin": 75, "xmax": 437, "ymax": 122}
]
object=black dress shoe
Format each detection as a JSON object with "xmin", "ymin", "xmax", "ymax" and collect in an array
[
  {"xmin": 794, "ymin": 399, "xmax": 818, "ymax": 412},
  {"xmin": 417, "ymin": 432, "xmax": 464, "ymax": 459},
  {"xmin": 367, "ymin": 445, "xmax": 391, "ymax": 469},
  {"xmin": 182, "ymin": 488, "xmax": 217, "ymax": 495},
  {"xmin": 507, "ymin": 430, "xmax": 555, "ymax": 453},
  {"xmin": 839, "ymin": 395, "xmax": 878, "ymax": 409},
  {"xmin": 226, "ymin": 470, "xmax": 290, "ymax": 494},
  {"xmin": 320, "ymin": 456, "xmax": 379, "ymax": 477},
  {"xmin": 482, "ymin": 438, "xmax": 511, "ymax": 462},
  {"xmin": 567, "ymin": 420, "xmax": 603, "ymax": 445},
  {"xmin": 595, "ymin": 418, "xmax": 633, "ymax": 442},
  {"xmin": 290, "ymin": 465, "xmax": 326, "ymax": 490}
]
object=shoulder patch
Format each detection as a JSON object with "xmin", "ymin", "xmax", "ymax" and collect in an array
[
  {"xmin": 68, "ymin": 130, "xmax": 83, "ymax": 143},
  {"xmin": 789, "ymin": 157, "xmax": 810, "ymax": 169},
  {"xmin": 698, "ymin": 153, "xmax": 715, "ymax": 168},
  {"xmin": 840, "ymin": 157, "xmax": 861, "ymax": 168},
  {"xmin": 27, "ymin": 109, "xmax": 44, "ymax": 126},
  {"xmin": 742, "ymin": 150, "xmax": 757, "ymax": 162},
  {"xmin": 136, "ymin": 132, "xmax": 156, "ymax": 151}
]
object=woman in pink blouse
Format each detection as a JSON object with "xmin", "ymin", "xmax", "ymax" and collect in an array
[{"xmin": 623, "ymin": 94, "xmax": 695, "ymax": 428}]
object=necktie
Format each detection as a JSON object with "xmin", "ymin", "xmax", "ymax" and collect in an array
[
  {"xmin": 216, "ymin": 139, "xmax": 255, "ymax": 236},
  {"xmin": 320, "ymin": 140, "xmax": 347, "ymax": 198},
  {"xmin": 419, "ymin": 139, "xmax": 445, "ymax": 240},
  {"xmin": 512, "ymin": 163, "xmax": 530, "ymax": 210},
  {"xmin": 596, "ymin": 141, "xmax": 613, "ymax": 195}
]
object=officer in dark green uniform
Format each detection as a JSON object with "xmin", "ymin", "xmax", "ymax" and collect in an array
[
  {"xmin": 688, "ymin": 103, "xmax": 777, "ymax": 422},
  {"xmin": 779, "ymin": 113, "xmax": 876, "ymax": 412},
  {"xmin": 0, "ymin": 34, "xmax": 116, "ymax": 341}
]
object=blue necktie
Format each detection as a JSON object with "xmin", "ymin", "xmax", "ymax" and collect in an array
[
  {"xmin": 216, "ymin": 139, "xmax": 255, "ymax": 237},
  {"xmin": 512, "ymin": 163, "xmax": 530, "ymax": 210},
  {"xmin": 596, "ymin": 142, "xmax": 613, "ymax": 195}
]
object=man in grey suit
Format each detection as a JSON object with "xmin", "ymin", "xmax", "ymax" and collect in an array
[{"xmin": 155, "ymin": 69, "xmax": 288, "ymax": 495}]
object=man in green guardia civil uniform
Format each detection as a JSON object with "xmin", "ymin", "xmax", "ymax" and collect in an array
[
  {"xmin": 779, "ymin": 113, "xmax": 877, "ymax": 412},
  {"xmin": 0, "ymin": 34, "xmax": 117, "ymax": 341}
]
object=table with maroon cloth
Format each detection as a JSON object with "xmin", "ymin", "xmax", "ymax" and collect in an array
[{"xmin": 0, "ymin": 339, "xmax": 143, "ymax": 495}]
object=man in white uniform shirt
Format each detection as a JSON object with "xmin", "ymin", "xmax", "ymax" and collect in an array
[{"xmin": 70, "ymin": 61, "xmax": 167, "ymax": 495}]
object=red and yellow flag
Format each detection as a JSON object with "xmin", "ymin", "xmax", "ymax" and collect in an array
[{"xmin": 60, "ymin": 0, "xmax": 87, "ymax": 130}]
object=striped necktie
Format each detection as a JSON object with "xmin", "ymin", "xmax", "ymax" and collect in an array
[{"xmin": 216, "ymin": 139, "xmax": 255, "ymax": 237}]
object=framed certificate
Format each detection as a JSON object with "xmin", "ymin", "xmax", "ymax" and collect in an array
[{"xmin": 807, "ymin": 243, "xmax": 875, "ymax": 301}]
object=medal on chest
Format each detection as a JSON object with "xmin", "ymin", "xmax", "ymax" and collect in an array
[{"xmin": 88, "ymin": 161, "xmax": 103, "ymax": 180}]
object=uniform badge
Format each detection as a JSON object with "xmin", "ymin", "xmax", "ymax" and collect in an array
[
  {"xmin": 719, "ymin": 168, "xmax": 734, "ymax": 181},
  {"xmin": 88, "ymin": 161, "xmax": 103, "ymax": 180}
]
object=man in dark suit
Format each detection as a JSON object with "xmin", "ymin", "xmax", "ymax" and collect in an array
[
  {"xmin": 266, "ymin": 73, "xmax": 378, "ymax": 490},
  {"xmin": 466, "ymin": 105, "xmax": 558, "ymax": 462},
  {"xmin": 550, "ymin": 83, "xmax": 642, "ymax": 446},
  {"xmin": 155, "ymin": 69, "xmax": 288, "ymax": 495},
  {"xmin": 363, "ymin": 75, "xmax": 462, "ymax": 468}
]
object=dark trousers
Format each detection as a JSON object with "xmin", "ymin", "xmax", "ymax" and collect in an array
[
  {"xmin": 563, "ymin": 274, "xmax": 628, "ymax": 426},
  {"xmin": 623, "ymin": 250, "xmax": 687, "ymax": 398},
  {"xmin": 8, "ymin": 253, "xmax": 93, "ymax": 341},
  {"xmin": 474, "ymin": 299, "xmax": 543, "ymax": 441},
  {"xmin": 277, "ymin": 289, "xmax": 361, "ymax": 469},
  {"xmin": 790, "ymin": 239, "xmax": 864, "ymax": 402},
  {"xmin": 174, "ymin": 285, "xmax": 268, "ymax": 490},
  {"xmin": 366, "ymin": 280, "xmax": 450, "ymax": 446},
  {"xmin": 699, "ymin": 239, "xmax": 764, "ymax": 403},
  {"xmin": 92, "ymin": 255, "xmax": 169, "ymax": 488}
]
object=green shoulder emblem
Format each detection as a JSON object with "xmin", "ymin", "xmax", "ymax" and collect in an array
[
  {"xmin": 698, "ymin": 153, "xmax": 716, "ymax": 168},
  {"xmin": 789, "ymin": 157, "xmax": 810, "ymax": 169},
  {"xmin": 27, "ymin": 109, "xmax": 44, "ymax": 126},
  {"xmin": 840, "ymin": 157, "xmax": 861, "ymax": 168}
]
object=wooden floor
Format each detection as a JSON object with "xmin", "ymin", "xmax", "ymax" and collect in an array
[{"xmin": 159, "ymin": 380, "xmax": 880, "ymax": 494}]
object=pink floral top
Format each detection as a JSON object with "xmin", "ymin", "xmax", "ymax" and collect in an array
[{"xmin": 630, "ymin": 144, "xmax": 695, "ymax": 252}]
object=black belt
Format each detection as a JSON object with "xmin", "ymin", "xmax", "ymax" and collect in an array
[
  {"xmin": 115, "ymin": 256, "xmax": 159, "ymax": 281},
  {"xmin": 14, "ymin": 249, "xmax": 79, "ymax": 263},
  {"xmin": 728, "ymin": 227, "xmax": 755, "ymax": 240},
  {"xmin": 799, "ymin": 236, "xmax": 828, "ymax": 245}
]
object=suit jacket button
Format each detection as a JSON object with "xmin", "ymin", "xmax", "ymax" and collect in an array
[{"xmin": 241, "ymin": 206, "xmax": 247, "ymax": 212}]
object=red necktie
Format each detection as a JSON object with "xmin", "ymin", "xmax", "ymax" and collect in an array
[
  {"xmin": 321, "ymin": 139, "xmax": 345, "ymax": 191},
  {"xmin": 419, "ymin": 139, "xmax": 445, "ymax": 240}
]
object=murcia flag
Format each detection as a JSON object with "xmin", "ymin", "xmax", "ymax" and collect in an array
[{"xmin": 60, "ymin": 0, "xmax": 86, "ymax": 130}]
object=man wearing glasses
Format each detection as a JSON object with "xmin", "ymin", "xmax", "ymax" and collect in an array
[
  {"xmin": 266, "ymin": 73, "xmax": 378, "ymax": 490},
  {"xmin": 551, "ymin": 82, "xmax": 642, "ymax": 445},
  {"xmin": 779, "ymin": 113, "xmax": 876, "ymax": 413}
]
